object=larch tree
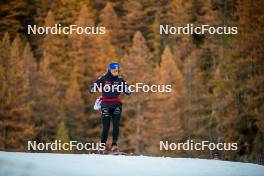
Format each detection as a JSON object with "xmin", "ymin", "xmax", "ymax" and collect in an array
[
  {"xmin": 0, "ymin": 33, "xmax": 11, "ymax": 150},
  {"xmin": 182, "ymin": 48, "xmax": 213, "ymax": 158},
  {"xmin": 34, "ymin": 59, "xmax": 61, "ymax": 143},
  {"xmin": 55, "ymin": 121, "xmax": 71, "ymax": 153},
  {"xmin": 177, "ymin": 0, "xmax": 224, "ymax": 159},
  {"xmin": 122, "ymin": 0, "xmax": 147, "ymax": 50},
  {"xmin": 158, "ymin": 46, "xmax": 187, "ymax": 139},
  {"xmin": 69, "ymin": 4, "xmax": 103, "ymax": 146},
  {"xmin": 213, "ymin": 0, "xmax": 264, "ymax": 162},
  {"xmin": 32, "ymin": 0, "xmax": 60, "ymax": 60},
  {"xmin": 92, "ymin": 33, "xmax": 117, "ymax": 79},
  {"xmin": 41, "ymin": 10, "xmax": 71, "ymax": 98},
  {"xmin": 121, "ymin": 31, "xmax": 153, "ymax": 154},
  {"xmin": 70, "ymin": 3, "xmax": 96, "ymax": 86},
  {"xmin": 148, "ymin": 46, "xmax": 188, "ymax": 156},
  {"xmin": 68, "ymin": 4, "xmax": 96, "ymax": 127},
  {"xmin": 0, "ymin": 35, "xmax": 35, "ymax": 151},
  {"xmin": 34, "ymin": 30, "xmax": 61, "ymax": 142},
  {"xmin": 64, "ymin": 70, "xmax": 91, "ymax": 145},
  {"xmin": 99, "ymin": 2, "xmax": 124, "ymax": 56}
]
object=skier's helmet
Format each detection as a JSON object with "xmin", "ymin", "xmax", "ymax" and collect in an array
[{"xmin": 108, "ymin": 62, "xmax": 120, "ymax": 77}]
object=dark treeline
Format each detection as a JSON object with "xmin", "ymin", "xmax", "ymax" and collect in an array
[{"xmin": 0, "ymin": 0, "xmax": 263, "ymax": 164}]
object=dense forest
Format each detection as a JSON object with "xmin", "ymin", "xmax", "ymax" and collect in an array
[{"xmin": 0, "ymin": 0, "xmax": 263, "ymax": 164}]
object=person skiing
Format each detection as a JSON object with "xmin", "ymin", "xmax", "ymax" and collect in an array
[{"xmin": 90, "ymin": 62, "xmax": 131, "ymax": 154}]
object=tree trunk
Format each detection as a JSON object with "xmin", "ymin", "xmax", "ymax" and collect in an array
[{"xmin": 135, "ymin": 101, "xmax": 142, "ymax": 154}]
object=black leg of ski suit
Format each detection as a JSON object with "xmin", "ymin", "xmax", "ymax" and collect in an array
[{"xmin": 101, "ymin": 106, "xmax": 121, "ymax": 146}]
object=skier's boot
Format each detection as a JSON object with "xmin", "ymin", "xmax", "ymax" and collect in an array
[{"xmin": 111, "ymin": 145, "xmax": 119, "ymax": 154}]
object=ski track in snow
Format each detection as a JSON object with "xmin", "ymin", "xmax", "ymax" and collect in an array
[{"xmin": 0, "ymin": 151, "xmax": 264, "ymax": 176}]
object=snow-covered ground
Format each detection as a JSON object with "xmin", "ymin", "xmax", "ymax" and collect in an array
[{"xmin": 0, "ymin": 151, "xmax": 263, "ymax": 176}]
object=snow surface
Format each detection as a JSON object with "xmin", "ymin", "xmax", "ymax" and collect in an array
[{"xmin": 0, "ymin": 151, "xmax": 264, "ymax": 176}]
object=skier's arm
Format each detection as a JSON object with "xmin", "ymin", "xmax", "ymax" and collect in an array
[{"xmin": 89, "ymin": 76, "xmax": 103, "ymax": 93}]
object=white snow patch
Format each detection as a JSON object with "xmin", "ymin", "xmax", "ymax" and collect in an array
[{"xmin": 0, "ymin": 151, "xmax": 263, "ymax": 176}]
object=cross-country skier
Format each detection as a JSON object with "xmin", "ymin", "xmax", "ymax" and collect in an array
[{"xmin": 90, "ymin": 62, "xmax": 131, "ymax": 154}]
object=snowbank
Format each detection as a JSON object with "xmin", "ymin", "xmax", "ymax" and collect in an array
[{"xmin": 0, "ymin": 151, "xmax": 263, "ymax": 176}]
